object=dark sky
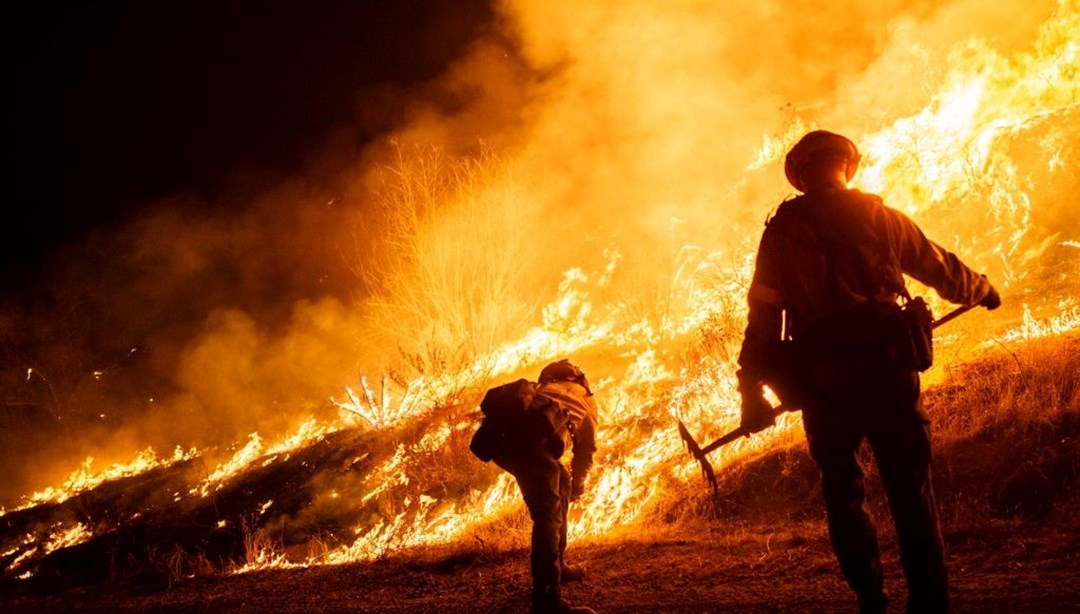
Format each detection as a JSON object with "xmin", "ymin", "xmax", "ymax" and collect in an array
[{"xmin": 3, "ymin": 0, "xmax": 494, "ymax": 286}]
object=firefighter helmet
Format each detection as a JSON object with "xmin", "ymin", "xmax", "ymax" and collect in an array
[
  {"xmin": 784, "ymin": 130, "xmax": 860, "ymax": 192},
  {"xmin": 539, "ymin": 359, "xmax": 584, "ymax": 384},
  {"xmin": 538, "ymin": 358, "xmax": 592, "ymax": 394}
]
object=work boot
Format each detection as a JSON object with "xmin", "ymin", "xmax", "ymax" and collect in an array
[
  {"xmin": 560, "ymin": 563, "xmax": 586, "ymax": 583},
  {"xmin": 532, "ymin": 585, "xmax": 597, "ymax": 614}
]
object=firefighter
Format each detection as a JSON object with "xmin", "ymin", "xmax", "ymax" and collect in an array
[
  {"xmin": 503, "ymin": 359, "xmax": 599, "ymax": 614},
  {"xmin": 736, "ymin": 130, "xmax": 1001, "ymax": 614}
]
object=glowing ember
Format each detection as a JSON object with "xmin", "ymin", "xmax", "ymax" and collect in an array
[
  {"xmin": 5, "ymin": 522, "xmax": 93, "ymax": 579},
  {"xmin": 193, "ymin": 418, "xmax": 336, "ymax": 497}
]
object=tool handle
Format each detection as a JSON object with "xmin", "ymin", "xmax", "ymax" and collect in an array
[
  {"xmin": 931, "ymin": 303, "xmax": 974, "ymax": 329},
  {"xmin": 698, "ymin": 404, "xmax": 792, "ymax": 456},
  {"xmin": 698, "ymin": 427, "xmax": 749, "ymax": 456}
]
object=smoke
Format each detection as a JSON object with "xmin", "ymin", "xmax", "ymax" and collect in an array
[
  {"xmin": 827, "ymin": 0, "xmax": 1057, "ymax": 126},
  {"xmin": 359, "ymin": 0, "xmax": 1065, "ymax": 352},
  {"xmin": 2, "ymin": 0, "xmax": 1069, "ymax": 506},
  {"xmin": 497, "ymin": 0, "xmax": 919, "ymax": 230},
  {"xmin": 0, "ymin": 173, "xmax": 371, "ymax": 504},
  {"xmin": 500, "ymin": 0, "xmax": 1058, "ymax": 238}
]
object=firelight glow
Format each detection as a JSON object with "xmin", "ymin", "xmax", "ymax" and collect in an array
[{"xmin": 4, "ymin": 0, "xmax": 1078, "ymax": 580}]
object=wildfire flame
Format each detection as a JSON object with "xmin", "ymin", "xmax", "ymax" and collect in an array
[
  {"xmin": 6, "ymin": 0, "xmax": 1079, "ymax": 580},
  {"xmin": 312, "ymin": 0, "xmax": 1080, "ymax": 561},
  {"xmin": 1, "ymin": 446, "xmax": 197, "ymax": 515}
]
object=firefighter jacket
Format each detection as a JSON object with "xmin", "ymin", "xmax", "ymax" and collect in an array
[
  {"xmin": 534, "ymin": 380, "xmax": 598, "ymax": 487},
  {"xmin": 738, "ymin": 188, "xmax": 992, "ymax": 382}
]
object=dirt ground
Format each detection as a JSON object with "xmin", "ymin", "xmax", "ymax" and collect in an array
[{"xmin": 4, "ymin": 518, "xmax": 1078, "ymax": 613}]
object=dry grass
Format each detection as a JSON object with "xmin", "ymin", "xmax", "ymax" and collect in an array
[
  {"xmin": 11, "ymin": 518, "xmax": 1079, "ymax": 613},
  {"xmin": 929, "ymin": 333, "xmax": 1080, "ymax": 524},
  {"xmin": 349, "ymin": 143, "xmax": 553, "ymax": 381},
  {"xmin": 637, "ymin": 331, "xmax": 1080, "ymax": 536},
  {"xmin": 3, "ymin": 330, "xmax": 1076, "ymax": 604}
]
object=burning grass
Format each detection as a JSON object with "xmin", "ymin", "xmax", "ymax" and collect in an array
[
  {"xmin": 3, "ymin": 7, "xmax": 1079, "ymax": 605},
  {"xmin": 2, "ymin": 331, "xmax": 1077, "ymax": 602},
  {"xmin": 349, "ymin": 143, "xmax": 558, "ymax": 378},
  {"xmin": 648, "ymin": 332, "xmax": 1080, "ymax": 530}
]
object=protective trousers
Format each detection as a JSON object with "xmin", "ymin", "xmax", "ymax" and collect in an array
[
  {"xmin": 508, "ymin": 445, "xmax": 572, "ymax": 598},
  {"xmin": 802, "ymin": 369, "xmax": 948, "ymax": 614}
]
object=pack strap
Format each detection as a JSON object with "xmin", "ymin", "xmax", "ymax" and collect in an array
[{"xmin": 799, "ymin": 193, "xmax": 909, "ymax": 310}]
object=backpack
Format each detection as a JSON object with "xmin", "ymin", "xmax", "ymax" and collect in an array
[
  {"xmin": 469, "ymin": 379, "xmax": 537, "ymax": 465},
  {"xmin": 469, "ymin": 378, "xmax": 573, "ymax": 466},
  {"xmin": 770, "ymin": 193, "xmax": 935, "ymax": 374}
]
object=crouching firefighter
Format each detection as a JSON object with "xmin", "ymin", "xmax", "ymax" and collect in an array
[
  {"xmin": 470, "ymin": 359, "xmax": 599, "ymax": 614},
  {"xmin": 736, "ymin": 130, "xmax": 1001, "ymax": 614}
]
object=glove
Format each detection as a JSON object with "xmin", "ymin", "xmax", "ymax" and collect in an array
[
  {"xmin": 979, "ymin": 283, "xmax": 1001, "ymax": 311},
  {"xmin": 739, "ymin": 386, "xmax": 776, "ymax": 434}
]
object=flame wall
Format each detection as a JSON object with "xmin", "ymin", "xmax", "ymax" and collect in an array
[
  {"xmin": 319, "ymin": 0, "xmax": 1080, "ymax": 556},
  {"xmin": 3, "ymin": 0, "xmax": 1078, "ymax": 563}
]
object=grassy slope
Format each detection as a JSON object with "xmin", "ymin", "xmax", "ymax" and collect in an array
[
  {"xmin": 662, "ymin": 331, "xmax": 1080, "ymax": 531},
  {"xmin": 3, "ymin": 333, "xmax": 1078, "ymax": 612}
]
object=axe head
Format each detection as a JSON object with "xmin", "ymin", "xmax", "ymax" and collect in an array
[
  {"xmin": 677, "ymin": 419, "xmax": 704, "ymax": 457},
  {"xmin": 677, "ymin": 419, "xmax": 720, "ymax": 500}
]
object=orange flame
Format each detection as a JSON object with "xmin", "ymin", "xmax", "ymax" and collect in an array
[
  {"xmin": 11, "ymin": 0, "xmax": 1079, "ymax": 577},
  {"xmin": 309, "ymin": 0, "xmax": 1080, "ymax": 562},
  {"xmin": 2, "ymin": 446, "xmax": 196, "ymax": 516}
]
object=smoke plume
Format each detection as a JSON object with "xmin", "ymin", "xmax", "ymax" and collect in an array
[{"xmin": 2, "ymin": 0, "xmax": 1070, "ymax": 507}]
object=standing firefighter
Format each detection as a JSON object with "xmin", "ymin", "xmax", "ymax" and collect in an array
[
  {"xmin": 736, "ymin": 130, "xmax": 1001, "ymax": 614},
  {"xmin": 471, "ymin": 359, "xmax": 599, "ymax": 614}
]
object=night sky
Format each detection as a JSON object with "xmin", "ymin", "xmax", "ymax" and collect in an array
[
  {"xmin": 4, "ymin": 0, "xmax": 494, "ymax": 287},
  {"xmin": 0, "ymin": 0, "xmax": 498, "ymax": 501}
]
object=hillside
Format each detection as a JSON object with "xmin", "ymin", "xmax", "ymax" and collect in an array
[{"xmin": 2, "ymin": 333, "xmax": 1078, "ymax": 612}]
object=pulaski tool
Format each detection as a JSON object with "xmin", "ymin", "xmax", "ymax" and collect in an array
[{"xmin": 678, "ymin": 302, "xmax": 975, "ymax": 498}]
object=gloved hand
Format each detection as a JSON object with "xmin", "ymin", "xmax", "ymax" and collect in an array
[
  {"xmin": 979, "ymin": 283, "xmax": 1001, "ymax": 310},
  {"xmin": 740, "ymin": 386, "xmax": 776, "ymax": 434}
]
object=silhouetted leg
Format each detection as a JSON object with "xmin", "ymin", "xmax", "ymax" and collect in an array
[
  {"xmin": 512, "ymin": 453, "xmax": 565, "ymax": 597},
  {"xmin": 557, "ymin": 465, "xmax": 571, "ymax": 568},
  {"xmin": 870, "ymin": 414, "xmax": 948, "ymax": 614},
  {"xmin": 806, "ymin": 420, "xmax": 886, "ymax": 613}
]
